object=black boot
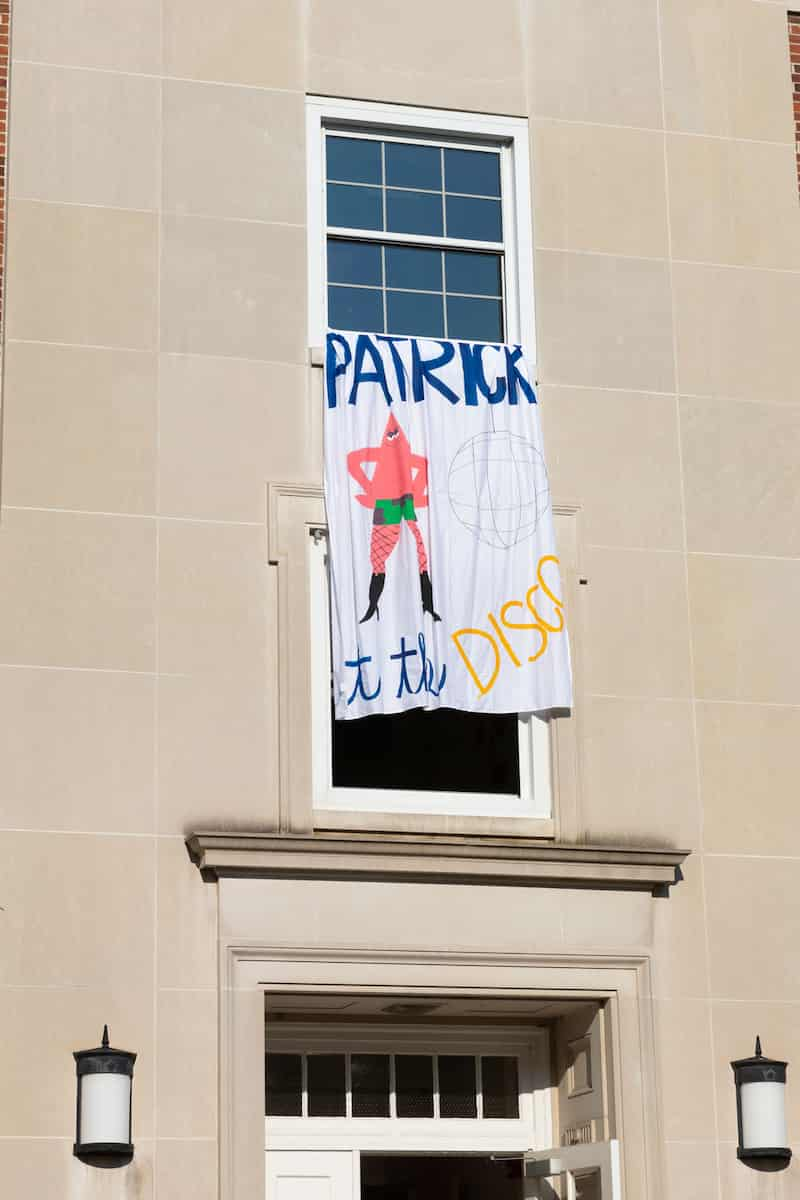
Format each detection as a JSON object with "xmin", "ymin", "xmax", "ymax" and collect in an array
[
  {"xmin": 359, "ymin": 572, "xmax": 385, "ymax": 623},
  {"xmin": 420, "ymin": 571, "xmax": 441, "ymax": 622}
]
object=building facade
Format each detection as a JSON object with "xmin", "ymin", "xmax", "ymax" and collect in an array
[{"xmin": 1, "ymin": 1, "xmax": 799, "ymax": 1197}]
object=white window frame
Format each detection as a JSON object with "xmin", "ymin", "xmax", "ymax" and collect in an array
[
  {"xmin": 265, "ymin": 1024, "xmax": 551, "ymax": 1156},
  {"xmin": 305, "ymin": 95, "xmax": 536, "ymax": 354},
  {"xmin": 309, "ymin": 530, "xmax": 553, "ymax": 820},
  {"xmin": 305, "ymin": 96, "xmax": 550, "ymax": 826}
]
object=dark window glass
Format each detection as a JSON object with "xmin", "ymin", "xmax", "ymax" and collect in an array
[
  {"xmin": 327, "ymin": 136, "xmax": 382, "ymax": 185},
  {"xmin": 328, "ymin": 285, "xmax": 384, "ymax": 333},
  {"xmin": 446, "ymin": 295, "xmax": 503, "ymax": 342},
  {"xmin": 307, "ymin": 1054, "xmax": 346, "ymax": 1117},
  {"xmin": 386, "ymin": 290, "xmax": 444, "ymax": 338},
  {"xmin": 386, "ymin": 189, "xmax": 443, "ymax": 237},
  {"xmin": 385, "ymin": 142, "xmax": 442, "ymax": 191},
  {"xmin": 446, "ymin": 195, "xmax": 502, "ymax": 242},
  {"xmin": 482, "ymin": 1056, "xmax": 519, "ymax": 1119},
  {"xmin": 332, "ymin": 706, "xmax": 520, "ymax": 794},
  {"xmin": 445, "ymin": 250, "xmax": 502, "ymax": 297},
  {"xmin": 444, "ymin": 148, "xmax": 501, "ymax": 197},
  {"xmin": 385, "ymin": 245, "xmax": 442, "ymax": 292},
  {"xmin": 395, "ymin": 1055, "xmax": 434, "ymax": 1117},
  {"xmin": 327, "ymin": 183, "xmax": 383, "ymax": 231},
  {"xmin": 265, "ymin": 1053, "xmax": 302, "ymax": 1116},
  {"xmin": 327, "ymin": 239, "xmax": 383, "ymax": 287},
  {"xmin": 439, "ymin": 1056, "xmax": 477, "ymax": 1118},
  {"xmin": 351, "ymin": 1054, "xmax": 391, "ymax": 1117}
]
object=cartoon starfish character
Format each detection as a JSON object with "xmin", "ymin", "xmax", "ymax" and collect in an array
[{"xmin": 347, "ymin": 412, "xmax": 441, "ymax": 623}]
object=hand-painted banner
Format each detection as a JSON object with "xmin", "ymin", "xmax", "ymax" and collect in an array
[{"xmin": 324, "ymin": 331, "xmax": 573, "ymax": 720}]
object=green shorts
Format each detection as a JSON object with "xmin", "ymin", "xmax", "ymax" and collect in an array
[{"xmin": 373, "ymin": 494, "xmax": 416, "ymax": 525}]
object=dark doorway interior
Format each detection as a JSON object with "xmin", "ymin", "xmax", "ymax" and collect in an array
[{"xmin": 361, "ymin": 1154, "xmax": 522, "ymax": 1200}]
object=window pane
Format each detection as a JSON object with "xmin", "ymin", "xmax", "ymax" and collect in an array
[
  {"xmin": 395, "ymin": 1055, "xmax": 434, "ymax": 1117},
  {"xmin": 386, "ymin": 189, "xmax": 443, "ymax": 237},
  {"xmin": 332, "ymin": 706, "xmax": 520, "ymax": 795},
  {"xmin": 327, "ymin": 135, "xmax": 382, "ymax": 184},
  {"xmin": 327, "ymin": 239, "xmax": 383, "ymax": 287},
  {"xmin": 445, "ymin": 250, "xmax": 502, "ymax": 297},
  {"xmin": 328, "ymin": 285, "xmax": 384, "ymax": 333},
  {"xmin": 307, "ymin": 1054, "xmax": 346, "ymax": 1117},
  {"xmin": 327, "ymin": 182, "xmax": 383, "ymax": 231},
  {"xmin": 385, "ymin": 245, "xmax": 442, "ymax": 292},
  {"xmin": 482, "ymin": 1056, "xmax": 519, "ymax": 1119},
  {"xmin": 265, "ymin": 1053, "xmax": 302, "ymax": 1116},
  {"xmin": 387, "ymin": 290, "xmax": 444, "ymax": 339},
  {"xmin": 385, "ymin": 142, "xmax": 441, "ymax": 191},
  {"xmin": 439, "ymin": 1056, "xmax": 477, "ymax": 1118},
  {"xmin": 444, "ymin": 148, "xmax": 501, "ymax": 197},
  {"xmin": 446, "ymin": 195, "xmax": 502, "ymax": 242},
  {"xmin": 446, "ymin": 295, "xmax": 503, "ymax": 342},
  {"xmin": 351, "ymin": 1054, "xmax": 391, "ymax": 1118}
]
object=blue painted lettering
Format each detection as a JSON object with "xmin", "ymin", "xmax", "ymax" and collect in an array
[
  {"xmin": 348, "ymin": 334, "xmax": 393, "ymax": 407},
  {"xmin": 326, "ymin": 332, "xmax": 351, "ymax": 409}
]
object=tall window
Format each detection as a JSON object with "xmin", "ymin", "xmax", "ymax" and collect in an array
[{"xmin": 306, "ymin": 98, "xmax": 548, "ymax": 825}]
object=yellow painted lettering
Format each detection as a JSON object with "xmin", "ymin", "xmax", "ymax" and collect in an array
[
  {"xmin": 527, "ymin": 624, "xmax": 548, "ymax": 663},
  {"xmin": 526, "ymin": 583, "xmax": 564, "ymax": 634},
  {"xmin": 487, "ymin": 611, "xmax": 521, "ymax": 667},
  {"xmin": 500, "ymin": 599, "xmax": 538, "ymax": 632},
  {"xmin": 536, "ymin": 554, "xmax": 564, "ymax": 606},
  {"xmin": 451, "ymin": 628, "xmax": 501, "ymax": 696}
]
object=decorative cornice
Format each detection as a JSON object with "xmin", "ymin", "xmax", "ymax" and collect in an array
[{"xmin": 187, "ymin": 831, "xmax": 688, "ymax": 896}]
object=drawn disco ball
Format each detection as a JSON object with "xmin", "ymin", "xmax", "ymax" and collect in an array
[{"xmin": 447, "ymin": 431, "xmax": 550, "ymax": 550}]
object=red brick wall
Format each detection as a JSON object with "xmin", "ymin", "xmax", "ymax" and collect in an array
[
  {"xmin": 0, "ymin": 1, "xmax": 9, "ymax": 332},
  {"xmin": 790, "ymin": 12, "xmax": 800, "ymax": 197}
]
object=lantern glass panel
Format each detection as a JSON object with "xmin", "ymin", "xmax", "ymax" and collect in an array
[
  {"xmin": 741, "ymin": 1081, "xmax": 787, "ymax": 1151},
  {"xmin": 79, "ymin": 1073, "xmax": 131, "ymax": 1146}
]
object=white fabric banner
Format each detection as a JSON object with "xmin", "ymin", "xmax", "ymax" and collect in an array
[{"xmin": 324, "ymin": 332, "xmax": 573, "ymax": 721}]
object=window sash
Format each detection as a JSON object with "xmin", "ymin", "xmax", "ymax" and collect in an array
[
  {"xmin": 327, "ymin": 239, "xmax": 508, "ymax": 341},
  {"xmin": 324, "ymin": 132, "xmax": 508, "ymax": 340},
  {"xmin": 306, "ymin": 96, "xmax": 535, "ymax": 352}
]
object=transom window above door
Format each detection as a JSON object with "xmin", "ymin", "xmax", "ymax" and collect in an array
[
  {"xmin": 265, "ymin": 1050, "xmax": 521, "ymax": 1121},
  {"xmin": 325, "ymin": 133, "xmax": 507, "ymax": 343}
]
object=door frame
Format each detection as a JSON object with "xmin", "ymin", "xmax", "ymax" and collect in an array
[{"xmin": 219, "ymin": 940, "xmax": 663, "ymax": 1200}]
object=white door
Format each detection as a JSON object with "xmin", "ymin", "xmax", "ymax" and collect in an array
[
  {"xmin": 524, "ymin": 1140, "xmax": 621, "ymax": 1200},
  {"xmin": 266, "ymin": 1150, "xmax": 357, "ymax": 1200}
]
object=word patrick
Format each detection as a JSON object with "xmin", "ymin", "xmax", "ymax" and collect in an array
[
  {"xmin": 451, "ymin": 556, "xmax": 565, "ymax": 696},
  {"xmin": 326, "ymin": 332, "xmax": 536, "ymax": 408}
]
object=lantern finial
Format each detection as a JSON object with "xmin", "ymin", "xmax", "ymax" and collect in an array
[
  {"xmin": 102, "ymin": 1025, "xmax": 109, "ymax": 1049},
  {"xmin": 755, "ymin": 1035, "xmax": 762, "ymax": 1058}
]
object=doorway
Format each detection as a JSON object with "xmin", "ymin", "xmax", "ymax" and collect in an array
[{"xmin": 361, "ymin": 1154, "xmax": 522, "ymax": 1200}]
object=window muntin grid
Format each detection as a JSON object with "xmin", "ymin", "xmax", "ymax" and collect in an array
[
  {"xmin": 265, "ymin": 1051, "xmax": 520, "ymax": 1121},
  {"xmin": 324, "ymin": 131, "xmax": 507, "ymax": 343},
  {"xmin": 327, "ymin": 239, "xmax": 504, "ymax": 341}
]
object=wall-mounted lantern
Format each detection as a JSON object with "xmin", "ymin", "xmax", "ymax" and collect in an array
[
  {"xmin": 731, "ymin": 1037, "xmax": 791, "ymax": 1165},
  {"xmin": 73, "ymin": 1025, "xmax": 136, "ymax": 1162}
]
